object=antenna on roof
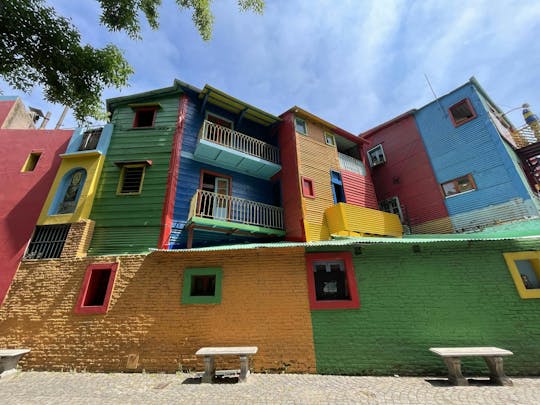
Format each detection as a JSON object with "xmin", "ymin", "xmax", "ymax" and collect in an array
[{"xmin": 424, "ymin": 74, "xmax": 447, "ymax": 119}]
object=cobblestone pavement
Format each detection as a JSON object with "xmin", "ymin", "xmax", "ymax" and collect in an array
[{"xmin": 2, "ymin": 372, "xmax": 540, "ymax": 404}]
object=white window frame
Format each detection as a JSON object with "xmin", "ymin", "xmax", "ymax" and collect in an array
[
  {"xmin": 367, "ymin": 144, "xmax": 386, "ymax": 167},
  {"xmin": 379, "ymin": 196, "xmax": 403, "ymax": 222},
  {"xmin": 324, "ymin": 132, "xmax": 336, "ymax": 146},
  {"xmin": 295, "ymin": 117, "xmax": 307, "ymax": 135}
]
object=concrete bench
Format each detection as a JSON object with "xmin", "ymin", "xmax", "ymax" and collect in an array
[
  {"xmin": 195, "ymin": 346, "xmax": 258, "ymax": 383},
  {"xmin": 0, "ymin": 349, "xmax": 31, "ymax": 379},
  {"xmin": 430, "ymin": 347, "xmax": 513, "ymax": 386}
]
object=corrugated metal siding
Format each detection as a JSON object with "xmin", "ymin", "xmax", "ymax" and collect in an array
[
  {"xmin": 278, "ymin": 112, "xmax": 305, "ymax": 241},
  {"xmin": 297, "ymin": 133, "xmax": 340, "ymax": 241},
  {"xmin": 364, "ymin": 114, "xmax": 448, "ymax": 228},
  {"xmin": 325, "ymin": 203, "xmax": 403, "ymax": 237},
  {"xmin": 88, "ymin": 94, "xmax": 181, "ymax": 255},
  {"xmin": 414, "ymin": 84, "xmax": 533, "ymax": 220},
  {"xmin": 341, "ymin": 170, "xmax": 378, "ymax": 209},
  {"xmin": 450, "ymin": 198, "xmax": 538, "ymax": 231}
]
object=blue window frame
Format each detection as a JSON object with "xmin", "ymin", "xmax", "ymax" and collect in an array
[{"xmin": 331, "ymin": 171, "xmax": 346, "ymax": 203}]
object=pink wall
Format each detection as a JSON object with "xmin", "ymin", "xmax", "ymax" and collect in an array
[
  {"xmin": 342, "ymin": 170, "xmax": 378, "ymax": 209},
  {"xmin": 0, "ymin": 128, "xmax": 71, "ymax": 305},
  {"xmin": 362, "ymin": 114, "xmax": 448, "ymax": 227}
]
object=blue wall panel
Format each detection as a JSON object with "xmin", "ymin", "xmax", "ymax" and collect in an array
[{"xmin": 414, "ymin": 83, "xmax": 532, "ymax": 217}]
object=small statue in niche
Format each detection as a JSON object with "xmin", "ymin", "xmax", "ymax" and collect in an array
[{"xmin": 57, "ymin": 170, "xmax": 84, "ymax": 214}]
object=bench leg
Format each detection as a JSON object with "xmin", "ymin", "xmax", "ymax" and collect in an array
[
  {"xmin": 201, "ymin": 356, "xmax": 215, "ymax": 383},
  {"xmin": 484, "ymin": 356, "xmax": 512, "ymax": 386},
  {"xmin": 0, "ymin": 354, "xmax": 26, "ymax": 379},
  {"xmin": 239, "ymin": 355, "xmax": 250, "ymax": 383},
  {"xmin": 443, "ymin": 357, "xmax": 468, "ymax": 386}
]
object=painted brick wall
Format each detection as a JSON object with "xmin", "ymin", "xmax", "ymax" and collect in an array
[
  {"xmin": 0, "ymin": 247, "xmax": 315, "ymax": 374},
  {"xmin": 310, "ymin": 239, "xmax": 540, "ymax": 376}
]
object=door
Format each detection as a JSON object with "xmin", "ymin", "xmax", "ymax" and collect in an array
[{"xmin": 213, "ymin": 177, "xmax": 230, "ymax": 219}]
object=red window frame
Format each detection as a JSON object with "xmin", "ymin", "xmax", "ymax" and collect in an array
[
  {"xmin": 448, "ymin": 98, "xmax": 477, "ymax": 127},
  {"xmin": 132, "ymin": 107, "xmax": 157, "ymax": 128},
  {"xmin": 306, "ymin": 252, "xmax": 360, "ymax": 310},
  {"xmin": 74, "ymin": 263, "xmax": 118, "ymax": 314},
  {"xmin": 301, "ymin": 176, "xmax": 315, "ymax": 198}
]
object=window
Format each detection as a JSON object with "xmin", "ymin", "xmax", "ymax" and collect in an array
[
  {"xmin": 367, "ymin": 144, "xmax": 386, "ymax": 167},
  {"xmin": 295, "ymin": 117, "xmax": 307, "ymax": 135},
  {"xmin": 75, "ymin": 263, "xmax": 118, "ymax": 314},
  {"xmin": 379, "ymin": 196, "xmax": 403, "ymax": 222},
  {"xmin": 324, "ymin": 132, "xmax": 336, "ymax": 146},
  {"xmin": 301, "ymin": 176, "xmax": 315, "ymax": 198},
  {"xmin": 503, "ymin": 252, "xmax": 540, "ymax": 299},
  {"xmin": 24, "ymin": 224, "xmax": 70, "ymax": 259},
  {"xmin": 78, "ymin": 128, "xmax": 102, "ymax": 151},
  {"xmin": 441, "ymin": 174, "xmax": 476, "ymax": 197},
  {"xmin": 449, "ymin": 99, "xmax": 477, "ymax": 127},
  {"xmin": 56, "ymin": 169, "xmax": 86, "ymax": 214},
  {"xmin": 331, "ymin": 171, "xmax": 345, "ymax": 203},
  {"xmin": 206, "ymin": 112, "xmax": 233, "ymax": 129},
  {"xmin": 306, "ymin": 252, "xmax": 360, "ymax": 310},
  {"xmin": 133, "ymin": 108, "xmax": 157, "ymax": 128},
  {"xmin": 21, "ymin": 152, "xmax": 42, "ymax": 172},
  {"xmin": 182, "ymin": 268, "xmax": 223, "ymax": 304},
  {"xmin": 117, "ymin": 164, "xmax": 146, "ymax": 195}
]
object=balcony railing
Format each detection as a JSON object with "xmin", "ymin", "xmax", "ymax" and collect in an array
[
  {"xmin": 189, "ymin": 189, "xmax": 284, "ymax": 230},
  {"xmin": 199, "ymin": 120, "xmax": 280, "ymax": 164},
  {"xmin": 512, "ymin": 124, "xmax": 540, "ymax": 148},
  {"xmin": 78, "ymin": 127, "xmax": 103, "ymax": 151},
  {"xmin": 338, "ymin": 153, "xmax": 366, "ymax": 175}
]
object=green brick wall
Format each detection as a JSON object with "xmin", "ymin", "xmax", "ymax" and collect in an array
[
  {"xmin": 310, "ymin": 239, "xmax": 540, "ymax": 376},
  {"xmin": 88, "ymin": 93, "xmax": 181, "ymax": 255}
]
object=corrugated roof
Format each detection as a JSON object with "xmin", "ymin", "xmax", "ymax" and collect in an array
[{"xmin": 149, "ymin": 233, "xmax": 540, "ymax": 253}]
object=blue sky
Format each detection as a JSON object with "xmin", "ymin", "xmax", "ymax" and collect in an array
[{"xmin": 2, "ymin": 0, "xmax": 540, "ymax": 133}]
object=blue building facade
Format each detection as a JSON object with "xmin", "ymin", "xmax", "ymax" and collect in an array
[
  {"xmin": 168, "ymin": 83, "xmax": 285, "ymax": 248},
  {"xmin": 414, "ymin": 78, "xmax": 540, "ymax": 231}
]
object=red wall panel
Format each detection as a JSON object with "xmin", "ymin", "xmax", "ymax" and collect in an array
[
  {"xmin": 0, "ymin": 128, "xmax": 71, "ymax": 305},
  {"xmin": 342, "ymin": 170, "xmax": 378, "ymax": 209},
  {"xmin": 363, "ymin": 115, "xmax": 448, "ymax": 226}
]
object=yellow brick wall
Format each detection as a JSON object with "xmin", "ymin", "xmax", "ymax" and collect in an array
[
  {"xmin": 0, "ymin": 247, "xmax": 316, "ymax": 374},
  {"xmin": 297, "ymin": 132, "xmax": 340, "ymax": 241}
]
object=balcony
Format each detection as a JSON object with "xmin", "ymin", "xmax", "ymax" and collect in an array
[
  {"xmin": 338, "ymin": 153, "xmax": 366, "ymax": 175},
  {"xmin": 325, "ymin": 203, "xmax": 403, "ymax": 238},
  {"xmin": 187, "ymin": 189, "xmax": 285, "ymax": 236},
  {"xmin": 193, "ymin": 120, "xmax": 281, "ymax": 179},
  {"xmin": 512, "ymin": 124, "xmax": 540, "ymax": 148}
]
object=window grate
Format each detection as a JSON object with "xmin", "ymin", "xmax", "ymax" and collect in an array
[
  {"xmin": 25, "ymin": 224, "xmax": 70, "ymax": 259},
  {"xmin": 120, "ymin": 166, "xmax": 144, "ymax": 194}
]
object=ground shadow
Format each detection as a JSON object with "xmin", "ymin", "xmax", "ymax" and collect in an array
[
  {"xmin": 181, "ymin": 375, "xmax": 240, "ymax": 384},
  {"xmin": 425, "ymin": 378, "xmax": 497, "ymax": 387}
]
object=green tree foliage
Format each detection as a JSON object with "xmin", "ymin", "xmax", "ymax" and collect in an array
[{"xmin": 0, "ymin": 0, "xmax": 264, "ymax": 122}]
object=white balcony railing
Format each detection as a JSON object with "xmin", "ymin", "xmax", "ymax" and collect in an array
[
  {"xmin": 512, "ymin": 125, "xmax": 540, "ymax": 148},
  {"xmin": 189, "ymin": 189, "xmax": 284, "ymax": 230},
  {"xmin": 338, "ymin": 153, "xmax": 366, "ymax": 175},
  {"xmin": 199, "ymin": 120, "xmax": 280, "ymax": 164}
]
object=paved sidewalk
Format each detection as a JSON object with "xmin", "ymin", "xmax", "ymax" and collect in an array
[{"xmin": 2, "ymin": 372, "xmax": 540, "ymax": 404}]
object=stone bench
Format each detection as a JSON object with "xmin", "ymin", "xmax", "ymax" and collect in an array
[
  {"xmin": 195, "ymin": 346, "xmax": 258, "ymax": 383},
  {"xmin": 430, "ymin": 347, "xmax": 513, "ymax": 386},
  {"xmin": 0, "ymin": 349, "xmax": 31, "ymax": 379}
]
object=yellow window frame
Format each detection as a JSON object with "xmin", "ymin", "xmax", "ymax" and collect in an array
[
  {"xmin": 116, "ymin": 164, "xmax": 146, "ymax": 195},
  {"xmin": 21, "ymin": 152, "xmax": 42, "ymax": 172},
  {"xmin": 324, "ymin": 132, "xmax": 336, "ymax": 147},
  {"xmin": 503, "ymin": 251, "xmax": 540, "ymax": 299}
]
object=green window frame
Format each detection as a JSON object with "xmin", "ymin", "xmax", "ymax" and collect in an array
[
  {"xmin": 181, "ymin": 268, "xmax": 223, "ymax": 304},
  {"xmin": 295, "ymin": 117, "xmax": 307, "ymax": 135}
]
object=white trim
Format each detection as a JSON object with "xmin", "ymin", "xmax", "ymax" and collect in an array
[{"xmin": 367, "ymin": 144, "xmax": 386, "ymax": 167}]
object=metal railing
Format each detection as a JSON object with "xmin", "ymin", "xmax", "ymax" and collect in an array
[
  {"xmin": 199, "ymin": 120, "xmax": 280, "ymax": 164},
  {"xmin": 512, "ymin": 125, "xmax": 540, "ymax": 148},
  {"xmin": 338, "ymin": 153, "xmax": 366, "ymax": 175},
  {"xmin": 189, "ymin": 189, "xmax": 284, "ymax": 230}
]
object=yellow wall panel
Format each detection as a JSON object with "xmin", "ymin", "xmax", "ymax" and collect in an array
[
  {"xmin": 325, "ymin": 203, "xmax": 403, "ymax": 238},
  {"xmin": 38, "ymin": 153, "xmax": 105, "ymax": 225}
]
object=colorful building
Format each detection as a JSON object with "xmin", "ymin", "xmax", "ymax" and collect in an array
[
  {"xmin": 362, "ymin": 77, "xmax": 540, "ymax": 233},
  {"xmin": 0, "ymin": 96, "xmax": 72, "ymax": 304},
  {"xmin": 1, "ymin": 79, "xmax": 539, "ymax": 378},
  {"xmin": 1, "ymin": 223, "xmax": 539, "ymax": 375}
]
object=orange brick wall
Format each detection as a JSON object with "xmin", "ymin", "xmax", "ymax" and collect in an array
[{"xmin": 0, "ymin": 247, "xmax": 316, "ymax": 373}]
